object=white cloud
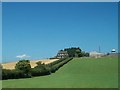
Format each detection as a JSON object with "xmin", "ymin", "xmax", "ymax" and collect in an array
[{"xmin": 16, "ymin": 54, "xmax": 31, "ymax": 59}]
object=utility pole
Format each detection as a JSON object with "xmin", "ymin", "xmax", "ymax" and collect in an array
[{"xmin": 99, "ymin": 46, "xmax": 101, "ymax": 53}]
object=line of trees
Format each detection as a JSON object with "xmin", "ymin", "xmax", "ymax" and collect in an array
[
  {"xmin": 64, "ymin": 47, "xmax": 89, "ymax": 57},
  {"xmin": 2, "ymin": 58, "xmax": 73, "ymax": 80}
]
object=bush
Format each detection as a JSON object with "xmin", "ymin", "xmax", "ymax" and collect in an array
[
  {"xmin": 31, "ymin": 61, "xmax": 51, "ymax": 76},
  {"xmin": 48, "ymin": 58, "xmax": 73, "ymax": 73},
  {"xmin": 2, "ymin": 58, "xmax": 73, "ymax": 80},
  {"xmin": 2, "ymin": 69, "xmax": 32, "ymax": 80},
  {"xmin": 31, "ymin": 58, "xmax": 73, "ymax": 76},
  {"xmin": 31, "ymin": 67, "xmax": 50, "ymax": 76},
  {"xmin": 2, "ymin": 69, "xmax": 25, "ymax": 80},
  {"xmin": 47, "ymin": 58, "xmax": 66, "ymax": 67},
  {"xmin": 15, "ymin": 60, "xmax": 32, "ymax": 78},
  {"xmin": 0, "ymin": 64, "xmax": 2, "ymax": 80}
]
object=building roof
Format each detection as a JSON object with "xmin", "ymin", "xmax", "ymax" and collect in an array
[
  {"xmin": 90, "ymin": 51, "xmax": 104, "ymax": 55},
  {"xmin": 58, "ymin": 50, "xmax": 68, "ymax": 54},
  {"xmin": 111, "ymin": 49, "xmax": 116, "ymax": 52}
]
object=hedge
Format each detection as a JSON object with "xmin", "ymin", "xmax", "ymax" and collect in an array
[
  {"xmin": 48, "ymin": 58, "xmax": 73, "ymax": 73},
  {"xmin": 31, "ymin": 66, "xmax": 51, "ymax": 76},
  {"xmin": 2, "ymin": 58, "xmax": 73, "ymax": 80},
  {"xmin": 31, "ymin": 58, "xmax": 72, "ymax": 76},
  {"xmin": 2, "ymin": 69, "xmax": 32, "ymax": 80}
]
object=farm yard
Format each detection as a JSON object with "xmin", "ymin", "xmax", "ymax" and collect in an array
[{"xmin": 2, "ymin": 56, "xmax": 118, "ymax": 88}]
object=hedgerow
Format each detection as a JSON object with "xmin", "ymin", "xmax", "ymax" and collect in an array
[{"xmin": 2, "ymin": 58, "xmax": 73, "ymax": 80}]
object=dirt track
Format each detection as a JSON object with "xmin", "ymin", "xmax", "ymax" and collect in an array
[{"xmin": 2, "ymin": 59, "xmax": 59, "ymax": 70}]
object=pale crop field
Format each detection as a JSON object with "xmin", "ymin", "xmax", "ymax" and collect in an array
[{"xmin": 2, "ymin": 59, "xmax": 59, "ymax": 69}]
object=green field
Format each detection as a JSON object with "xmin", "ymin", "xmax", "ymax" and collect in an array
[{"xmin": 2, "ymin": 57, "xmax": 118, "ymax": 88}]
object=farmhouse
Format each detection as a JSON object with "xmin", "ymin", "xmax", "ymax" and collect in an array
[
  {"xmin": 56, "ymin": 50, "xmax": 68, "ymax": 58},
  {"xmin": 89, "ymin": 51, "xmax": 105, "ymax": 58}
]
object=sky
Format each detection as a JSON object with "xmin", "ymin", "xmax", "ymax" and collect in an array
[
  {"xmin": 2, "ymin": 2, "xmax": 118, "ymax": 62},
  {"xmin": 0, "ymin": 2, "xmax": 2, "ymax": 63},
  {"xmin": 2, "ymin": 0, "xmax": 120, "ymax": 2}
]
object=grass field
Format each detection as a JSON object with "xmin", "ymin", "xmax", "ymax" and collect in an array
[{"xmin": 2, "ymin": 56, "xmax": 118, "ymax": 88}]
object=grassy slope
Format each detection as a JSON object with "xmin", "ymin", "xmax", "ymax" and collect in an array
[{"xmin": 2, "ymin": 57, "xmax": 118, "ymax": 88}]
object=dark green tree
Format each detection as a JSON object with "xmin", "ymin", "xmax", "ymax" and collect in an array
[
  {"xmin": 35, "ymin": 61, "xmax": 46, "ymax": 69},
  {"xmin": 64, "ymin": 47, "xmax": 82, "ymax": 57},
  {"xmin": 33, "ymin": 61, "xmax": 50, "ymax": 75},
  {"xmin": 15, "ymin": 60, "xmax": 31, "ymax": 77},
  {"xmin": 63, "ymin": 47, "xmax": 89, "ymax": 57},
  {"xmin": 0, "ymin": 64, "xmax": 2, "ymax": 69},
  {"xmin": 0, "ymin": 64, "xmax": 2, "ymax": 80}
]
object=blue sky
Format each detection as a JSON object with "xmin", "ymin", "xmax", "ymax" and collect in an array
[
  {"xmin": 0, "ymin": 2, "xmax": 2, "ymax": 63},
  {"xmin": 2, "ymin": 2, "xmax": 118, "ymax": 62}
]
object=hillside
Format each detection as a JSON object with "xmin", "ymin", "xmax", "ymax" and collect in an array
[{"xmin": 2, "ymin": 57, "xmax": 118, "ymax": 88}]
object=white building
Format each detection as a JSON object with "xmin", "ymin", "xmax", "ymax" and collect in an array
[
  {"xmin": 56, "ymin": 50, "xmax": 69, "ymax": 58},
  {"xmin": 111, "ymin": 49, "xmax": 116, "ymax": 53},
  {"xmin": 89, "ymin": 51, "xmax": 105, "ymax": 58}
]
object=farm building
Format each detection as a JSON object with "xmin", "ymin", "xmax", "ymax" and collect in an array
[
  {"xmin": 89, "ymin": 51, "xmax": 105, "ymax": 58},
  {"xmin": 56, "ymin": 50, "xmax": 69, "ymax": 58}
]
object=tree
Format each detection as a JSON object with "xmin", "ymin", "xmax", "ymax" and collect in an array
[
  {"xmin": 0, "ymin": 64, "xmax": 2, "ymax": 69},
  {"xmin": 63, "ymin": 47, "xmax": 89, "ymax": 57},
  {"xmin": 15, "ymin": 60, "xmax": 31, "ymax": 77},
  {"xmin": 33, "ymin": 61, "xmax": 50, "ymax": 75},
  {"xmin": 35, "ymin": 61, "xmax": 48, "ymax": 71},
  {"xmin": 84, "ymin": 52, "xmax": 89, "ymax": 57},
  {"xmin": 64, "ymin": 47, "xmax": 82, "ymax": 57},
  {"xmin": 0, "ymin": 64, "xmax": 2, "ymax": 80}
]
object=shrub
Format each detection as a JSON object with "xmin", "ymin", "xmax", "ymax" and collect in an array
[
  {"xmin": 31, "ymin": 61, "xmax": 51, "ymax": 76},
  {"xmin": 2, "ymin": 69, "xmax": 26, "ymax": 80},
  {"xmin": 0, "ymin": 64, "xmax": 2, "ymax": 80},
  {"xmin": 2, "ymin": 58, "xmax": 73, "ymax": 80},
  {"xmin": 31, "ymin": 67, "xmax": 50, "ymax": 76},
  {"xmin": 31, "ymin": 58, "xmax": 73, "ymax": 76},
  {"xmin": 48, "ymin": 58, "xmax": 73, "ymax": 73},
  {"xmin": 15, "ymin": 60, "xmax": 32, "ymax": 78}
]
